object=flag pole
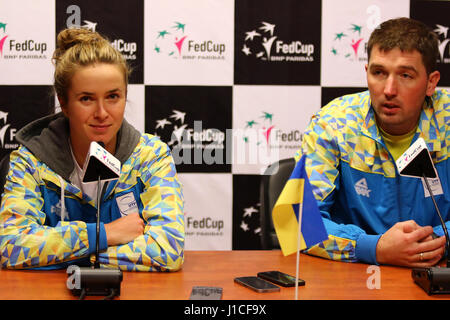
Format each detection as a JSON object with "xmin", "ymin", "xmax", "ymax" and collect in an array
[{"xmin": 295, "ymin": 201, "xmax": 303, "ymax": 300}]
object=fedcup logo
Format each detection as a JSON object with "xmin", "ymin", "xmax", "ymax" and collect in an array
[
  {"xmin": 153, "ymin": 110, "xmax": 281, "ymax": 173},
  {"xmin": 328, "ymin": 5, "xmax": 382, "ymax": 63},
  {"xmin": 241, "ymin": 21, "xmax": 315, "ymax": 62},
  {"xmin": 154, "ymin": 21, "xmax": 226, "ymax": 60},
  {"xmin": 154, "ymin": 109, "xmax": 227, "ymax": 166},
  {"xmin": 434, "ymin": 24, "xmax": 450, "ymax": 63},
  {"xmin": 0, "ymin": 19, "xmax": 48, "ymax": 60},
  {"xmin": 154, "ymin": 22, "xmax": 187, "ymax": 57},
  {"xmin": 242, "ymin": 111, "xmax": 275, "ymax": 146},
  {"xmin": 238, "ymin": 111, "xmax": 280, "ymax": 169},
  {"xmin": 239, "ymin": 204, "xmax": 261, "ymax": 235},
  {"xmin": 330, "ymin": 22, "xmax": 366, "ymax": 61},
  {"xmin": 238, "ymin": 111, "xmax": 302, "ymax": 172},
  {"xmin": 0, "ymin": 110, "xmax": 18, "ymax": 150},
  {"xmin": 0, "ymin": 21, "xmax": 7, "ymax": 57},
  {"xmin": 0, "ymin": 111, "xmax": 10, "ymax": 147}
]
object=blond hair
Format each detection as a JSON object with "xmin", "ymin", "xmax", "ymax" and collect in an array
[{"xmin": 52, "ymin": 28, "xmax": 130, "ymax": 103}]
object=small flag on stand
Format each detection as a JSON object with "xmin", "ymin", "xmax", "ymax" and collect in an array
[{"xmin": 272, "ymin": 155, "xmax": 328, "ymax": 256}]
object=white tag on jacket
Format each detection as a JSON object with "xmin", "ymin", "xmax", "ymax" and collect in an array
[
  {"xmin": 421, "ymin": 176, "xmax": 443, "ymax": 197},
  {"xmin": 116, "ymin": 192, "xmax": 138, "ymax": 216}
]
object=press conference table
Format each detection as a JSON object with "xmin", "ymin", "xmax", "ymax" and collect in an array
[{"xmin": 0, "ymin": 250, "xmax": 447, "ymax": 300}]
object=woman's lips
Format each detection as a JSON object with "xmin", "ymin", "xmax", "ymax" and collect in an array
[{"xmin": 90, "ymin": 124, "xmax": 111, "ymax": 132}]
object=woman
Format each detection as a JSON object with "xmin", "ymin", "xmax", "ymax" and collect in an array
[{"xmin": 0, "ymin": 28, "xmax": 185, "ymax": 271}]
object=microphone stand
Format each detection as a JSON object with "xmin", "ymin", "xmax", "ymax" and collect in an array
[
  {"xmin": 411, "ymin": 173, "xmax": 450, "ymax": 294},
  {"xmin": 67, "ymin": 144, "xmax": 123, "ymax": 299},
  {"xmin": 94, "ymin": 175, "xmax": 101, "ymax": 269}
]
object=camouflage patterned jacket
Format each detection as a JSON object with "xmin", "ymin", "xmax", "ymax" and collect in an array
[
  {"xmin": 0, "ymin": 113, "xmax": 185, "ymax": 271},
  {"xmin": 296, "ymin": 89, "xmax": 450, "ymax": 265}
]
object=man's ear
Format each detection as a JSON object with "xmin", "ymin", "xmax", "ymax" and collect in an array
[{"xmin": 426, "ymin": 70, "xmax": 440, "ymax": 97}]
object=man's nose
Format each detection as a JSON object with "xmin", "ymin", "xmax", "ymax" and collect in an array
[{"xmin": 384, "ymin": 75, "xmax": 398, "ymax": 98}]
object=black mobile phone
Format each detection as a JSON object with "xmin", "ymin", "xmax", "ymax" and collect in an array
[
  {"xmin": 234, "ymin": 276, "xmax": 280, "ymax": 293},
  {"xmin": 189, "ymin": 286, "xmax": 223, "ymax": 300},
  {"xmin": 257, "ymin": 271, "xmax": 305, "ymax": 287}
]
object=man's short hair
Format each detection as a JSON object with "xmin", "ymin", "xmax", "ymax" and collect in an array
[{"xmin": 367, "ymin": 17, "xmax": 439, "ymax": 74}]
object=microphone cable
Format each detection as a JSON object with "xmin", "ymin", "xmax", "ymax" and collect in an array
[{"xmin": 422, "ymin": 172, "xmax": 450, "ymax": 267}]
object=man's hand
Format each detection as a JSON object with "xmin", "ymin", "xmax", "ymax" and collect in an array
[
  {"xmin": 104, "ymin": 212, "xmax": 144, "ymax": 246},
  {"xmin": 376, "ymin": 220, "xmax": 446, "ymax": 267}
]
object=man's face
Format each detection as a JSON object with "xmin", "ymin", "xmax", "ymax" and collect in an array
[{"xmin": 366, "ymin": 45, "xmax": 440, "ymax": 135}]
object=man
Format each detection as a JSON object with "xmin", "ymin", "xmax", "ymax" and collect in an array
[{"xmin": 297, "ymin": 17, "xmax": 449, "ymax": 267}]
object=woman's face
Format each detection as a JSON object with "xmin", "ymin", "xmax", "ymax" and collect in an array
[{"xmin": 60, "ymin": 63, "xmax": 127, "ymax": 156}]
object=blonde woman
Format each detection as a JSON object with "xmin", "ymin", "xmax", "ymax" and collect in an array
[{"xmin": 0, "ymin": 28, "xmax": 185, "ymax": 271}]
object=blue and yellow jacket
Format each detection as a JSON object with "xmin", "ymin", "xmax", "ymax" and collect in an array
[
  {"xmin": 296, "ymin": 89, "xmax": 450, "ymax": 264},
  {"xmin": 0, "ymin": 113, "xmax": 185, "ymax": 271}
]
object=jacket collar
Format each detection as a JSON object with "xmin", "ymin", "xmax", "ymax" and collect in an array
[{"xmin": 362, "ymin": 92, "xmax": 441, "ymax": 153}]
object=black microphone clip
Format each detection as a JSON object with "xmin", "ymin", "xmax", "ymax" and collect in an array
[
  {"xmin": 67, "ymin": 266, "xmax": 123, "ymax": 299},
  {"xmin": 412, "ymin": 267, "xmax": 450, "ymax": 295},
  {"xmin": 67, "ymin": 141, "xmax": 123, "ymax": 300}
]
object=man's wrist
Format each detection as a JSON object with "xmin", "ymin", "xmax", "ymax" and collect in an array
[{"xmin": 356, "ymin": 233, "xmax": 382, "ymax": 265}]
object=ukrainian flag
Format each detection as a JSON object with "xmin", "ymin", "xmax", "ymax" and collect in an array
[{"xmin": 272, "ymin": 155, "xmax": 329, "ymax": 256}]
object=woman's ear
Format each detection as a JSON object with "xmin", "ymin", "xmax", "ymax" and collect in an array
[{"xmin": 58, "ymin": 97, "xmax": 68, "ymax": 117}]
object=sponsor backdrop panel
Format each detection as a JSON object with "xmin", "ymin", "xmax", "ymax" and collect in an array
[
  {"xmin": 321, "ymin": 0, "xmax": 409, "ymax": 87},
  {"xmin": 0, "ymin": 0, "xmax": 448, "ymax": 250},
  {"xmin": 145, "ymin": 0, "xmax": 234, "ymax": 85},
  {"xmin": 234, "ymin": 0, "xmax": 321, "ymax": 85},
  {"xmin": 232, "ymin": 174, "xmax": 262, "ymax": 250},
  {"xmin": 145, "ymin": 85, "xmax": 232, "ymax": 173},
  {"xmin": 179, "ymin": 173, "xmax": 232, "ymax": 250},
  {"xmin": 232, "ymin": 85, "xmax": 321, "ymax": 175},
  {"xmin": 0, "ymin": 85, "xmax": 55, "ymax": 159},
  {"xmin": 410, "ymin": 0, "xmax": 450, "ymax": 86},
  {"xmin": 0, "ymin": 0, "xmax": 55, "ymax": 85},
  {"xmin": 124, "ymin": 84, "xmax": 145, "ymax": 133},
  {"xmin": 55, "ymin": 0, "xmax": 144, "ymax": 84}
]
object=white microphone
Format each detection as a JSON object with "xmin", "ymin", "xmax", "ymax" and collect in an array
[
  {"xmin": 81, "ymin": 141, "xmax": 121, "ymax": 183},
  {"xmin": 396, "ymin": 137, "xmax": 437, "ymax": 179}
]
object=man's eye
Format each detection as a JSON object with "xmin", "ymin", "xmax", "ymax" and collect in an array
[{"xmin": 372, "ymin": 70, "xmax": 383, "ymax": 76}]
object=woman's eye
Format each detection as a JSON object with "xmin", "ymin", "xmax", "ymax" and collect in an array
[{"xmin": 80, "ymin": 96, "xmax": 92, "ymax": 102}]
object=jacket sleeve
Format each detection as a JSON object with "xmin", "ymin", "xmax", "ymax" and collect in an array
[
  {"xmin": 0, "ymin": 148, "xmax": 93, "ymax": 269},
  {"xmin": 296, "ymin": 111, "xmax": 380, "ymax": 264},
  {"xmin": 94, "ymin": 136, "xmax": 185, "ymax": 272}
]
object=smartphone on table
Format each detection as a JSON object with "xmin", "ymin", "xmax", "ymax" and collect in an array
[
  {"xmin": 257, "ymin": 270, "xmax": 305, "ymax": 287},
  {"xmin": 234, "ymin": 276, "xmax": 280, "ymax": 292}
]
